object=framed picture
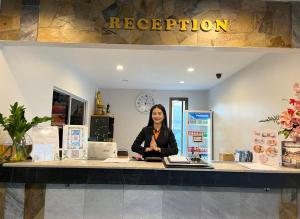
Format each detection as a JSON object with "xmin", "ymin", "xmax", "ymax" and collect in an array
[
  {"xmin": 62, "ymin": 125, "xmax": 88, "ymax": 160},
  {"xmin": 282, "ymin": 141, "xmax": 300, "ymax": 168}
]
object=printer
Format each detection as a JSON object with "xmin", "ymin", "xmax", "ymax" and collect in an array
[{"xmin": 87, "ymin": 141, "xmax": 117, "ymax": 160}]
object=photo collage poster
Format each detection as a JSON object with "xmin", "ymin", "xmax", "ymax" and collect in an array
[
  {"xmin": 252, "ymin": 129, "xmax": 280, "ymax": 166},
  {"xmin": 62, "ymin": 125, "xmax": 88, "ymax": 160}
]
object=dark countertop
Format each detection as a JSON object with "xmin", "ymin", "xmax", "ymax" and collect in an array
[{"xmin": 1, "ymin": 160, "xmax": 300, "ymax": 188}]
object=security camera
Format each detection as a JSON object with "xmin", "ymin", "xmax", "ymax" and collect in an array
[{"xmin": 216, "ymin": 73, "xmax": 222, "ymax": 79}]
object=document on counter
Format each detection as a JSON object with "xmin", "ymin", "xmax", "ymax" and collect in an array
[
  {"xmin": 238, "ymin": 162, "xmax": 279, "ymax": 170},
  {"xmin": 103, "ymin": 157, "xmax": 130, "ymax": 163},
  {"xmin": 168, "ymin": 155, "xmax": 189, "ymax": 163}
]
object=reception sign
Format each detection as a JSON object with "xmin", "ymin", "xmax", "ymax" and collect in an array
[
  {"xmin": 0, "ymin": 0, "xmax": 300, "ymax": 48},
  {"xmin": 108, "ymin": 17, "xmax": 229, "ymax": 32}
]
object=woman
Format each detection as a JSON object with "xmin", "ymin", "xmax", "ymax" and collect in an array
[{"xmin": 132, "ymin": 104, "xmax": 178, "ymax": 158}]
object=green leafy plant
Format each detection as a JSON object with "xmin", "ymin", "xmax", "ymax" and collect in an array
[
  {"xmin": 259, "ymin": 115, "xmax": 280, "ymax": 124},
  {"xmin": 0, "ymin": 102, "xmax": 51, "ymax": 161}
]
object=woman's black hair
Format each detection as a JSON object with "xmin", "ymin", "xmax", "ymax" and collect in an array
[{"xmin": 147, "ymin": 104, "xmax": 168, "ymax": 127}]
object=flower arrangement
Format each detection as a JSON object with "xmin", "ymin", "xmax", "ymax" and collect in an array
[{"xmin": 260, "ymin": 82, "xmax": 300, "ymax": 140}]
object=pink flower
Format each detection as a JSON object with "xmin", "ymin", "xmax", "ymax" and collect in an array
[
  {"xmin": 292, "ymin": 110, "xmax": 300, "ymax": 125},
  {"xmin": 294, "ymin": 83, "xmax": 300, "ymax": 97},
  {"xmin": 294, "ymin": 100, "xmax": 300, "ymax": 110},
  {"xmin": 278, "ymin": 111, "xmax": 293, "ymax": 130},
  {"xmin": 288, "ymin": 108, "xmax": 295, "ymax": 115},
  {"xmin": 262, "ymin": 82, "xmax": 300, "ymax": 139},
  {"xmin": 292, "ymin": 126, "xmax": 300, "ymax": 138},
  {"xmin": 290, "ymin": 99, "xmax": 296, "ymax": 105}
]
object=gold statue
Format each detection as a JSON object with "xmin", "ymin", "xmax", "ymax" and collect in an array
[{"xmin": 95, "ymin": 91, "xmax": 104, "ymax": 115}]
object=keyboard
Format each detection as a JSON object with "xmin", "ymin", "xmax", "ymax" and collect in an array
[{"xmin": 145, "ymin": 157, "xmax": 162, "ymax": 162}]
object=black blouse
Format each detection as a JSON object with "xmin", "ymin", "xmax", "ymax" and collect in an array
[{"xmin": 131, "ymin": 126, "xmax": 178, "ymax": 158}]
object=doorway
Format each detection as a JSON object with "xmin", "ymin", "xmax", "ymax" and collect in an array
[{"xmin": 169, "ymin": 98, "xmax": 188, "ymax": 156}]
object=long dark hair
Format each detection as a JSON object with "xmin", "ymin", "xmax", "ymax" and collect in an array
[{"xmin": 147, "ymin": 104, "xmax": 168, "ymax": 127}]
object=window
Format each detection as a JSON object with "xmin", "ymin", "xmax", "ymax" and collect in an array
[
  {"xmin": 51, "ymin": 88, "xmax": 87, "ymax": 126},
  {"xmin": 70, "ymin": 98, "xmax": 85, "ymax": 125},
  {"xmin": 51, "ymin": 88, "xmax": 87, "ymax": 150},
  {"xmin": 51, "ymin": 90, "xmax": 69, "ymax": 126},
  {"xmin": 169, "ymin": 98, "xmax": 188, "ymax": 156}
]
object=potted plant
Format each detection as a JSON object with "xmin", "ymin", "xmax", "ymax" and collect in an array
[{"xmin": 0, "ymin": 102, "xmax": 51, "ymax": 162}]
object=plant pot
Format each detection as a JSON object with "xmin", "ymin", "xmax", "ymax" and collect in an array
[
  {"xmin": 293, "ymin": 136, "xmax": 300, "ymax": 144},
  {"xmin": 0, "ymin": 143, "xmax": 32, "ymax": 162},
  {"xmin": 0, "ymin": 134, "xmax": 32, "ymax": 163},
  {"xmin": 10, "ymin": 143, "xmax": 32, "ymax": 162}
]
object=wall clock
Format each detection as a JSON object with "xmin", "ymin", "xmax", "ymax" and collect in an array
[{"xmin": 135, "ymin": 93, "xmax": 155, "ymax": 113}]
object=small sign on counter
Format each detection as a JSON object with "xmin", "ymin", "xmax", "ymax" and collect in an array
[{"xmin": 252, "ymin": 129, "xmax": 280, "ymax": 167}]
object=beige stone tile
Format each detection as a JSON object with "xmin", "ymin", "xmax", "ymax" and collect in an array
[
  {"xmin": 45, "ymin": 184, "xmax": 85, "ymax": 219},
  {"xmin": 84, "ymin": 184, "xmax": 123, "ymax": 219},
  {"xmin": 123, "ymin": 185, "xmax": 163, "ymax": 219},
  {"xmin": 201, "ymin": 187, "xmax": 240, "ymax": 219}
]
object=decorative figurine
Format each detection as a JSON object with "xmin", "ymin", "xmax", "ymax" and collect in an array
[
  {"xmin": 106, "ymin": 104, "xmax": 110, "ymax": 114},
  {"xmin": 95, "ymin": 91, "xmax": 104, "ymax": 115}
]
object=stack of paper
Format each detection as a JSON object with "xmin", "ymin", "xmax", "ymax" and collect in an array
[
  {"xmin": 103, "ymin": 157, "xmax": 130, "ymax": 163},
  {"xmin": 238, "ymin": 162, "xmax": 279, "ymax": 171},
  {"xmin": 168, "ymin": 155, "xmax": 189, "ymax": 163}
]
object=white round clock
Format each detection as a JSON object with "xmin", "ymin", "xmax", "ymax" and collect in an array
[{"xmin": 135, "ymin": 93, "xmax": 155, "ymax": 113}]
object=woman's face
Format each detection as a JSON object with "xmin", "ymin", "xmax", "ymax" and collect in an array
[{"xmin": 152, "ymin": 107, "xmax": 164, "ymax": 125}]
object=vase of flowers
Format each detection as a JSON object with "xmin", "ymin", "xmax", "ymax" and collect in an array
[
  {"xmin": 260, "ymin": 82, "xmax": 300, "ymax": 143},
  {"xmin": 0, "ymin": 102, "xmax": 51, "ymax": 162}
]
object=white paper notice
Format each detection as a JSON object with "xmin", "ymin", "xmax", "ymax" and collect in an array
[
  {"xmin": 239, "ymin": 162, "xmax": 279, "ymax": 171},
  {"xmin": 103, "ymin": 157, "xmax": 130, "ymax": 163},
  {"xmin": 32, "ymin": 126, "xmax": 60, "ymax": 161},
  {"xmin": 33, "ymin": 144, "xmax": 54, "ymax": 162},
  {"xmin": 168, "ymin": 155, "xmax": 189, "ymax": 163}
]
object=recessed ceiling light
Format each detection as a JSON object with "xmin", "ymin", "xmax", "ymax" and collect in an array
[
  {"xmin": 179, "ymin": 81, "xmax": 185, "ymax": 84},
  {"xmin": 116, "ymin": 65, "xmax": 124, "ymax": 71},
  {"xmin": 187, "ymin": 67, "xmax": 194, "ymax": 72}
]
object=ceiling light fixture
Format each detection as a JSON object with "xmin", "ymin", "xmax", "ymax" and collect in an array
[
  {"xmin": 187, "ymin": 67, "xmax": 194, "ymax": 72},
  {"xmin": 179, "ymin": 81, "xmax": 185, "ymax": 84},
  {"xmin": 116, "ymin": 65, "xmax": 124, "ymax": 71}
]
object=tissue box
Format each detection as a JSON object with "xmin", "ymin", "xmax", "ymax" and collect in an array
[{"xmin": 219, "ymin": 153, "xmax": 234, "ymax": 161}]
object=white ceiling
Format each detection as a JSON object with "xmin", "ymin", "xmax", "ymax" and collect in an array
[
  {"xmin": 0, "ymin": 42, "xmax": 288, "ymax": 90},
  {"xmin": 50, "ymin": 46, "xmax": 267, "ymax": 90}
]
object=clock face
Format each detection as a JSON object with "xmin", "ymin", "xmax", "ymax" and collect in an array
[{"xmin": 135, "ymin": 94, "xmax": 155, "ymax": 113}]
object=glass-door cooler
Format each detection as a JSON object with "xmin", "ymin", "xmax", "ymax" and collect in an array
[{"xmin": 185, "ymin": 110, "xmax": 213, "ymax": 161}]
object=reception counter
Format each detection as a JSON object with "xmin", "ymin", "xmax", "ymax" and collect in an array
[
  {"xmin": 0, "ymin": 160, "xmax": 300, "ymax": 188},
  {"xmin": 0, "ymin": 160, "xmax": 300, "ymax": 219}
]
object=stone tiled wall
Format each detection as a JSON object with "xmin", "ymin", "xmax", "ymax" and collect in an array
[
  {"xmin": 2, "ymin": 183, "xmax": 299, "ymax": 219},
  {"xmin": 0, "ymin": 0, "xmax": 21, "ymax": 40},
  {"xmin": 292, "ymin": 2, "xmax": 300, "ymax": 48},
  {"xmin": 0, "ymin": 0, "xmax": 299, "ymax": 48}
]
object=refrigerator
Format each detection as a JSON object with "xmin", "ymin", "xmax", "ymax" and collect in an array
[{"xmin": 185, "ymin": 110, "xmax": 213, "ymax": 161}]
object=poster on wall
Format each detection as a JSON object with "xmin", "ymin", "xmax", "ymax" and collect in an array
[
  {"xmin": 32, "ymin": 126, "xmax": 60, "ymax": 162},
  {"xmin": 62, "ymin": 125, "xmax": 88, "ymax": 160},
  {"xmin": 252, "ymin": 129, "xmax": 280, "ymax": 167}
]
